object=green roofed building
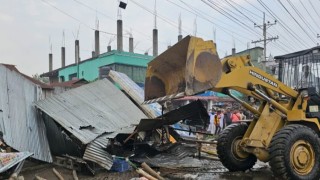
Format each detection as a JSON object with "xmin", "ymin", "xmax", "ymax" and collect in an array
[{"xmin": 41, "ymin": 50, "xmax": 153, "ymax": 86}]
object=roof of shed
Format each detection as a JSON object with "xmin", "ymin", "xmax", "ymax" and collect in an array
[{"xmin": 35, "ymin": 79, "xmax": 147, "ymax": 144}]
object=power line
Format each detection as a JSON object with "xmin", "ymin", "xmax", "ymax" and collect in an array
[
  {"xmin": 229, "ymin": 0, "xmax": 263, "ymax": 20},
  {"xmin": 285, "ymin": 0, "xmax": 317, "ymax": 36},
  {"xmin": 223, "ymin": 0, "xmax": 257, "ymax": 25},
  {"xmin": 71, "ymin": 0, "xmax": 168, "ymax": 46},
  {"xmin": 203, "ymin": 0, "xmax": 261, "ymax": 37},
  {"xmin": 276, "ymin": 0, "xmax": 316, "ymax": 44},
  {"xmin": 41, "ymin": 0, "xmax": 118, "ymax": 36},
  {"xmin": 169, "ymin": 0, "xmax": 250, "ymax": 43},
  {"xmin": 257, "ymin": 0, "xmax": 310, "ymax": 48},
  {"xmin": 308, "ymin": 0, "xmax": 320, "ymax": 21},
  {"xmin": 299, "ymin": 0, "xmax": 320, "ymax": 30}
]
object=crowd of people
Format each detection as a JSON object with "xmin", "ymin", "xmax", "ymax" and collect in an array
[{"xmin": 207, "ymin": 107, "xmax": 252, "ymax": 135}]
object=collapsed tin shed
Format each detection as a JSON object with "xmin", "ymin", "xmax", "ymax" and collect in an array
[
  {"xmin": 35, "ymin": 79, "xmax": 147, "ymax": 169},
  {"xmin": 0, "ymin": 64, "xmax": 52, "ymax": 162}
]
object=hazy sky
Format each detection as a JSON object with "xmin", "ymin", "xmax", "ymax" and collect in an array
[{"xmin": 0, "ymin": 0, "xmax": 319, "ymax": 76}]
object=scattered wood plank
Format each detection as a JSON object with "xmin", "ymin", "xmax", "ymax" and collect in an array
[
  {"xmin": 72, "ymin": 170, "xmax": 79, "ymax": 180},
  {"xmin": 141, "ymin": 162, "xmax": 164, "ymax": 180},
  {"xmin": 35, "ymin": 175, "xmax": 47, "ymax": 180},
  {"xmin": 136, "ymin": 168, "xmax": 157, "ymax": 180},
  {"xmin": 52, "ymin": 168, "xmax": 64, "ymax": 180}
]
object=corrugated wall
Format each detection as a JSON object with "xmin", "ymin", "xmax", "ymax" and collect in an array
[{"xmin": 0, "ymin": 65, "xmax": 52, "ymax": 162}]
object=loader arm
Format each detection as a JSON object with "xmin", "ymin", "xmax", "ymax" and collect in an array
[{"xmin": 144, "ymin": 35, "xmax": 299, "ymax": 106}]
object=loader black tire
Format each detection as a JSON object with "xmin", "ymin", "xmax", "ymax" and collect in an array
[
  {"xmin": 217, "ymin": 123, "xmax": 257, "ymax": 171},
  {"xmin": 269, "ymin": 124, "xmax": 320, "ymax": 180}
]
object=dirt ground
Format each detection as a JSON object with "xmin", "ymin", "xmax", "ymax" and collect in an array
[{"xmin": 19, "ymin": 158, "xmax": 274, "ymax": 180}]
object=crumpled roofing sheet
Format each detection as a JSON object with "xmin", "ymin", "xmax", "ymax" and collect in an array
[
  {"xmin": 83, "ymin": 134, "xmax": 112, "ymax": 170},
  {"xmin": 108, "ymin": 70, "xmax": 162, "ymax": 118},
  {"xmin": 0, "ymin": 64, "xmax": 52, "ymax": 162},
  {"xmin": 35, "ymin": 79, "xmax": 147, "ymax": 144}
]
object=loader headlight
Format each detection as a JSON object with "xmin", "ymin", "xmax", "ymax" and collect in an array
[{"xmin": 309, "ymin": 105, "xmax": 319, "ymax": 112}]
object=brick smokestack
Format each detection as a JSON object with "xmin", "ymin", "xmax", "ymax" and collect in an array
[
  {"xmin": 117, "ymin": 20, "xmax": 123, "ymax": 51},
  {"xmin": 95, "ymin": 30, "xmax": 100, "ymax": 57},
  {"xmin": 61, "ymin": 47, "xmax": 65, "ymax": 67},
  {"xmin": 153, "ymin": 29, "xmax": 158, "ymax": 56},
  {"xmin": 49, "ymin": 53, "xmax": 53, "ymax": 71},
  {"xmin": 129, "ymin": 37, "xmax": 134, "ymax": 53},
  {"xmin": 75, "ymin": 40, "xmax": 80, "ymax": 63}
]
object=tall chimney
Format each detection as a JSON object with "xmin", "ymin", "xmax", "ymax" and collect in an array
[
  {"xmin": 75, "ymin": 40, "xmax": 80, "ymax": 63},
  {"xmin": 129, "ymin": 37, "xmax": 134, "ymax": 53},
  {"xmin": 178, "ymin": 35, "xmax": 182, "ymax": 42},
  {"xmin": 49, "ymin": 53, "xmax": 53, "ymax": 71},
  {"xmin": 107, "ymin": 45, "xmax": 111, "ymax": 52},
  {"xmin": 153, "ymin": 29, "xmax": 158, "ymax": 56},
  {"xmin": 167, "ymin": 45, "xmax": 171, "ymax": 49},
  {"xmin": 232, "ymin": 48, "xmax": 236, "ymax": 56},
  {"xmin": 117, "ymin": 20, "xmax": 123, "ymax": 51},
  {"xmin": 95, "ymin": 30, "xmax": 100, "ymax": 57},
  {"xmin": 61, "ymin": 47, "xmax": 65, "ymax": 67}
]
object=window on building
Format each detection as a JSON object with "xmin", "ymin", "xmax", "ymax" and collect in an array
[
  {"xmin": 59, "ymin": 76, "xmax": 65, "ymax": 82},
  {"xmin": 69, "ymin": 73, "xmax": 77, "ymax": 80}
]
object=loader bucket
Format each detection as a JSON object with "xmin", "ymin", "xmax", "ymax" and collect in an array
[{"xmin": 144, "ymin": 35, "xmax": 222, "ymax": 103}]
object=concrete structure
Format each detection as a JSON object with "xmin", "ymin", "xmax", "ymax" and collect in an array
[
  {"xmin": 117, "ymin": 20, "xmax": 123, "ymax": 51},
  {"xmin": 75, "ymin": 40, "xmax": 80, "ymax": 63},
  {"xmin": 41, "ymin": 50, "xmax": 153, "ymax": 85},
  {"xmin": 49, "ymin": 53, "xmax": 53, "ymax": 72},
  {"xmin": 61, "ymin": 47, "xmax": 65, "ymax": 67},
  {"xmin": 153, "ymin": 29, "xmax": 158, "ymax": 56},
  {"xmin": 95, "ymin": 30, "xmax": 100, "ymax": 57},
  {"xmin": 129, "ymin": 37, "xmax": 134, "ymax": 53}
]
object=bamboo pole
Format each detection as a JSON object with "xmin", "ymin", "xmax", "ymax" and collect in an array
[{"xmin": 141, "ymin": 162, "xmax": 164, "ymax": 180}]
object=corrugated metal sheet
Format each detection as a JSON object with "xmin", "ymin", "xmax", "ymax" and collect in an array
[
  {"xmin": 35, "ymin": 79, "xmax": 147, "ymax": 144},
  {"xmin": 83, "ymin": 134, "xmax": 113, "ymax": 170},
  {"xmin": 0, "ymin": 64, "xmax": 52, "ymax": 162},
  {"xmin": 137, "ymin": 100, "xmax": 209, "ymax": 131},
  {"xmin": 108, "ymin": 70, "xmax": 162, "ymax": 118}
]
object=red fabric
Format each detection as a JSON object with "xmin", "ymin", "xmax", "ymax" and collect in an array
[{"xmin": 231, "ymin": 113, "xmax": 240, "ymax": 122}]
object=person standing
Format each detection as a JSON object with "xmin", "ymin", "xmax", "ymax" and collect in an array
[
  {"xmin": 224, "ymin": 108, "xmax": 232, "ymax": 127},
  {"xmin": 207, "ymin": 110, "xmax": 215, "ymax": 134},
  {"xmin": 231, "ymin": 109, "xmax": 241, "ymax": 123},
  {"xmin": 214, "ymin": 110, "xmax": 222, "ymax": 135}
]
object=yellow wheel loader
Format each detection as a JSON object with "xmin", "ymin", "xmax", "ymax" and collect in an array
[{"xmin": 144, "ymin": 36, "xmax": 320, "ymax": 179}]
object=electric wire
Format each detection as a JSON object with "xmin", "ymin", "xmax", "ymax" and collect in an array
[
  {"xmin": 276, "ymin": 0, "xmax": 316, "ymax": 44},
  {"xmin": 257, "ymin": 0, "xmax": 310, "ymax": 48}
]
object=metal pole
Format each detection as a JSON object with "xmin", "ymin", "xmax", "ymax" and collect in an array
[{"xmin": 263, "ymin": 13, "xmax": 267, "ymax": 62}]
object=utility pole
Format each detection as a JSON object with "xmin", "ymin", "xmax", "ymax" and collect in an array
[{"xmin": 252, "ymin": 13, "xmax": 278, "ymax": 61}]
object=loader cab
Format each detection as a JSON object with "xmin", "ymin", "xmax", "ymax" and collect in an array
[{"xmin": 304, "ymin": 87, "xmax": 320, "ymax": 120}]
